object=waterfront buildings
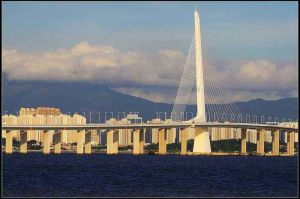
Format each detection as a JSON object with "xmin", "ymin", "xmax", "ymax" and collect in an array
[
  {"xmin": 105, "ymin": 117, "xmax": 132, "ymax": 146},
  {"xmin": 150, "ymin": 118, "xmax": 176, "ymax": 144},
  {"xmin": 2, "ymin": 108, "xmax": 298, "ymax": 146},
  {"xmin": 209, "ymin": 122, "xmax": 298, "ymax": 144},
  {"xmin": 151, "ymin": 118, "xmax": 162, "ymax": 144},
  {"xmin": 2, "ymin": 108, "xmax": 91, "ymax": 144},
  {"xmin": 102, "ymin": 114, "xmax": 144, "ymax": 146}
]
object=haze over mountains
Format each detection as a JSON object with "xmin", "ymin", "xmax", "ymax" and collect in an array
[{"xmin": 2, "ymin": 75, "xmax": 298, "ymax": 121}]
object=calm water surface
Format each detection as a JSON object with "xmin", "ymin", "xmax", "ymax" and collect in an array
[{"xmin": 3, "ymin": 153, "xmax": 298, "ymax": 197}]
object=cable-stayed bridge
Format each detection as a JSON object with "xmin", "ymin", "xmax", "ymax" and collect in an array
[{"xmin": 2, "ymin": 8, "xmax": 298, "ymax": 156}]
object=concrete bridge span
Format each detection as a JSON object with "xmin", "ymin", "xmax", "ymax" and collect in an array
[
  {"xmin": 2, "ymin": 122, "xmax": 298, "ymax": 131},
  {"xmin": 2, "ymin": 122, "xmax": 298, "ymax": 156}
]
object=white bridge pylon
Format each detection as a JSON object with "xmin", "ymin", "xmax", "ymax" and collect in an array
[
  {"xmin": 171, "ymin": 7, "xmax": 244, "ymax": 153},
  {"xmin": 192, "ymin": 8, "xmax": 211, "ymax": 153},
  {"xmin": 171, "ymin": 8, "xmax": 211, "ymax": 153}
]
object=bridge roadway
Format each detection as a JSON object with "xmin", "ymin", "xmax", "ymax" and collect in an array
[
  {"xmin": 2, "ymin": 122, "xmax": 298, "ymax": 132},
  {"xmin": 2, "ymin": 121, "xmax": 298, "ymax": 156}
]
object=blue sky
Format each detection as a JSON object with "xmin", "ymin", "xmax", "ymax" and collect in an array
[
  {"xmin": 3, "ymin": 1, "xmax": 298, "ymax": 61},
  {"xmin": 2, "ymin": 1, "xmax": 298, "ymax": 102}
]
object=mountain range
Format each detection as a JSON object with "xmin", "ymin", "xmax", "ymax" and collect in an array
[{"xmin": 2, "ymin": 74, "xmax": 298, "ymax": 122}]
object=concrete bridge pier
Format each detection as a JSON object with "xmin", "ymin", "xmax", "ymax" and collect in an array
[
  {"xmin": 133, "ymin": 129, "xmax": 145, "ymax": 155},
  {"xmin": 240, "ymin": 128, "xmax": 247, "ymax": 155},
  {"xmin": 257, "ymin": 129, "xmax": 265, "ymax": 155},
  {"xmin": 139, "ymin": 129, "xmax": 145, "ymax": 154},
  {"xmin": 193, "ymin": 127, "xmax": 211, "ymax": 154},
  {"xmin": 180, "ymin": 128, "xmax": 189, "ymax": 155},
  {"xmin": 159, "ymin": 128, "xmax": 167, "ymax": 155},
  {"xmin": 85, "ymin": 130, "xmax": 92, "ymax": 154},
  {"xmin": 287, "ymin": 132, "xmax": 290, "ymax": 155},
  {"xmin": 5, "ymin": 130, "xmax": 13, "ymax": 154},
  {"xmin": 290, "ymin": 131, "xmax": 295, "ymax": 156},
  {"xmin": 53, "ymin": 130, "xmax": 62, "ymax": 154},
  {"xmin": 272, "ymin": 130, "xmax": 279, "ymax": 155},
  {"xmin": 43, "ymin": 130, "xmax": 51, "ymax": 154},
  {"xmin": 133, "ymin": 129, "xmax": 140, "ymax": 155},
  {"xmin": 107, "ymin": 130, "xmax": 119, "ymax": 155},
  {"xmin": 20, "ymin": 130, "xmax": 28, "ymax": 154},
  {"xmin": 77, "ymin": 130, "xmax": 85, "ymax": 154},
  {"xmin": 287, "ymin": 131, "xmax": 295, "ymax": 156}
]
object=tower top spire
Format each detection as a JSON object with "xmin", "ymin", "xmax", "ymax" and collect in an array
[{"xmin": 194, "ymin": 4, "xmax": 197, "ymax": 12}]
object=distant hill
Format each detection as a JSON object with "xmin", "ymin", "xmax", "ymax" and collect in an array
[
  {"xmin": 2, "ymin": 75, "xmax": 172, "ymax": 121},
  {"xmin": 2, "ymin": 75, "xmax": 298, "ymax": 121},
  {"xmin": 235, "ymin": 98, "xmax": 298, "ymax": 120}
]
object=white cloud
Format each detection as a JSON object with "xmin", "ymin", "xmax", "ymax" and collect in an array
[
  {"xmin": 2, "ymin": 42, "xmax": 298, "ymax": 103},
  {"xmin": 114, "ymin": 59, "xmax": 298, "ymax": 103},
  {"xmin": 114, "ymin": 87, "xmax": 173, "ymax": 103},
  {"xmin": 201, "ymin": 59, "xmax": 298, "ymax": 103},
  {"xmin": 223, "ymin": 59, "xmax": 298, "ymax": 91},
  {"xmin": 2, "ymin": 41, "xmax": 185, "ymax": 86}
]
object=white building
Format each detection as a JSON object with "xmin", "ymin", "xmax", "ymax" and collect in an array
[{"xmin": 1, "ymin": 112, "xmax": 92, "ymax": 144}]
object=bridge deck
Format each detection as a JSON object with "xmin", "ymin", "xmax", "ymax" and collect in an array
[{"xmin": 1, "ymin": 122, "xmax": 298, "ymax": 132}]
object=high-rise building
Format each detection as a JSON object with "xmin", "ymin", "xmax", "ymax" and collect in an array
[
  {"xmin": 19, "ymin": 107, "xmax": 61, "ymax": 116},
  {"xmin": 36, "ymin": 107, "xmax": 60, "ymax": 116},
  {"xmin": 126, "ymin": 113, "xmax": 143, "ymax": 123},
  {"xmin": 151, "ymin": 118, "xmax": 162, "ymax": 144},
  {"xmin": 2, "ymin": 110, "xmax": 88, "ymax": 144},
  {"xmin": 19, "ymin": 108, "xmax": 35, "ymax": 116},
  {"xmin": 281, "ymin": 122, "xmax": 298, "ymax": 143},
  {"xmin": 118, "ymin": 118, "xmax": 132, "ymax": 146},
  {"xmin": 104, "ymin": 114, "xmax": 144, "ymax": 146},
  {"xmin": 2, "ymin": 114, "xmax": 19, "ymax": 140},
  {"xmin": 165, "ymin": 119, "xmax": 176, "ymax": 144},
  {"xmin": 91, "ymin": 130, "xmax": 100, "ymax": 146}
]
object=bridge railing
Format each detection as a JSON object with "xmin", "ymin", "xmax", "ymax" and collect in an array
[{"xmin": 168, "ymin": 111, "xmax": 297, "ymax": 126}]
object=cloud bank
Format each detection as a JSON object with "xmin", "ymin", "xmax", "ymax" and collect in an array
[
  {"xmin": 3, "ymin": 42, "xmax": 185, "ymax": 87},
  {"xmin": 2, "ymin": 42, "xmax": 298, "ymax": 103}
]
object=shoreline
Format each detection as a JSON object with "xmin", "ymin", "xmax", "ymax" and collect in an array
[{"xmin": 2, "ymin": 150, "xmax": 298, "ymax": 156}]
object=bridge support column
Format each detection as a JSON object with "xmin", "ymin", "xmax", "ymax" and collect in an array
[
  {"xmin": 20, "ymin": 130, "xmax": 28, "ymax": 154},
  {"xmin": 107, "ymin": 130, "xmax": 118, "ymax": 155},
  {"xmin": 85, "ymin": 131, "xmax": 92, "ymax": 154},
  {"xmin": 133, "ymin": 129, "xmax": 145, "ymax": 155},
  {"xmin": 240, "ymin": 128, "xmax": 247, "ymax": 155},
  {"xmin": 5, "ymin": 130, "xmax": 13, "ymax": 154},
  {"xmin": 139, "ymin": 129, "xmax": 145, "ymax": 154},
  {"xmin": 159, "ymin": 128, "xmax": 167, "ymax": 155},
  {"xmin": 257, "ymin": 129, "xmax": 265, "ymax": 155},
  {"xmin": 180, "ymin": 128, "xmax": 189, "ymax": 155},
  {"xmin": 43, "ymin": 130, "xmax": 51, "ymax": 154},
  {"xmin": 272, "ymin": 130, "xmax": 279, "ymax": 155},
  {"xmin": 193, "ymin": 127, "xmax": 211, "ymax": 154},
  {"xmin": 287, "ymin": 132, "xmax": 290, "ymax": 155},
  {"xmin": 287, "ymin": 131, "xmax": 295, "ymax": 156},
  {"xmin": 133, "ymin": 129, "xmax": 140, "ymax": 155},
  {"xmin": 53, "ymin": 130, "xmax": 62, "ymax": 154},
  {"xmin": 77, "ymin": 130, "xmax": 85, "ymax": 154}
]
